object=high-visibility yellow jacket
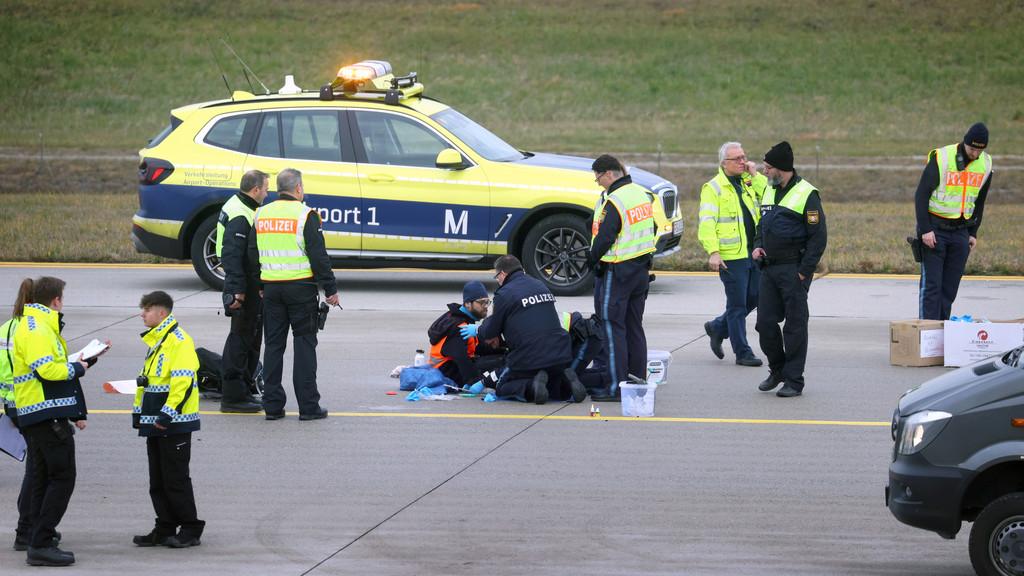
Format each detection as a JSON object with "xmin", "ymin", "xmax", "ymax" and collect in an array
[
  {"xmin": 254, "ymin": 199, "xmax": 314, "ymax": 282},
  {"xmin": 591, "ymin": 182, "xmax": 657, "ymax": 263},
  {"xmin": 133, "ymin": 314, "xmax": 200, "ymax": 436},
  {"xmin": 698, "ymin": 168, "xmax": 767, "ymax": 260},
  {"xmin": 12, "ymin": 304, "xmax": 87, "ymax": 427},
  {"xmin": 928, "ymin": 143, "xmax": 992, "ymax": 220}
]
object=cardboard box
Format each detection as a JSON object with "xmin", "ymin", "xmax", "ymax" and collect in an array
[
  {"xmin": 943, "ymin": 319, "xmax": 1024, "ymax": 367},
  {"xmin": 890, "ymin": 320, "xmax": 945, "ymax": 367}
]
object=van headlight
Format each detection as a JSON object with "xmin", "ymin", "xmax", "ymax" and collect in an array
[{"xmin": 897, "ymin": 410, "xmax": 952, "ymax": 455}]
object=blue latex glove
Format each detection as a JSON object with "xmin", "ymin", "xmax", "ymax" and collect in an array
[
  {"xmin": 406, "ymin": 390, "xmax": 421, "ymax": 402},
  {"xmin": 483, "ymin": 392, "xmax": 497, "ymax": 402},
  {"xmin": 460, "ymin": 324, "xmax": 479, "ymax": 339},
  {"xmin": 465, "ymin": 380, "xmax": 484, "ymax": 395}
]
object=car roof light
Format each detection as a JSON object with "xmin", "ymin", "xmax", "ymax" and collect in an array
[{"xmin": 338, "ymin": 60, "xmax": 392, "ymax": 83}]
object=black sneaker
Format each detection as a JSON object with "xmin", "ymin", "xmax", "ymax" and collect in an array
[
  {"xmin": 735, "ymin": 355, "xmax": 763, "ymax": 367},
  {"xmin": 757, "ymin": 373, "xmax": 784, "ymax": 392},
  {"xmin": 220, "ymin": 400, "xmax": 263, "ymax": 413},
  {"xmin": 564, "ymin": 369, "xmax": 587, "ymax": 403},
  {"xmin": 776, "ymin": 384, "xmax": 803, "ymax": 398},
  {"xmin": 531, "ymin": 371, "xmax": 549, "ymax": 405},
  {"xmin": 299, "ymin": 408, "xmax": 329, "ymax": 421},
  {"xmin": 704, "ymin": 322, "xmax": 725, "ymax": 359},
  {"xmin": 164, "ymin": 534, "xmax": 201, "ymax": 548},
  {"xmin": 133, "ymin": 530, "xmax": 173, "ymax": 547},
  {"xmin": 26, "ymin": 545, "xmax": 75, "ymax": 566},
  {"xmin": 264, "ymin": 411, "xmax": 286, "ymax": 421}
]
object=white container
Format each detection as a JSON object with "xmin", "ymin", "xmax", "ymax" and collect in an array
[
  {"xmin": 646, "ymin": 349, "xmax": 672, "ymax": 385},
  {"xmin": 413, "ymin": 349, "xmax": 426, "ymax": 367},
  {"xmin": 620, "ymin": 381, "xmax": 657, "ymax": 417}
]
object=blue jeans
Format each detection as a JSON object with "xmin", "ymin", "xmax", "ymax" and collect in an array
[{"xmin": 709, "ymin": 257, "xmax": 759, "ymax": 358}]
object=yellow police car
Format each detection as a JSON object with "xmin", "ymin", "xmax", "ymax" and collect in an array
[{"xmin": 133, "ymin": 60, "xmax": 683, "ymax": 295}]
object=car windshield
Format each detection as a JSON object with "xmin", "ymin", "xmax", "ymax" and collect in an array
[{"xmin": 431, "ymin": 108, "xmax": 525, "ymax": 162}]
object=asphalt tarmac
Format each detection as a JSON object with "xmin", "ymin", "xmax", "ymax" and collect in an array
[{"xmin": 0, "ymin": 264, "xmax": 1021, "ymax": 575}]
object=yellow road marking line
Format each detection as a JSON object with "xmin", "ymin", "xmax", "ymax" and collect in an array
[
  {"xmin": 1, "ymin": 262, "xmax": 1021, "ymax": 281},
  {"xmin": 87, "ymin": 409, "xmax": 887, "ymax": 427}
]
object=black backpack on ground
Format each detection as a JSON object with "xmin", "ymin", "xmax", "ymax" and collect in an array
[{"xmin": 194, "ymin": 347, "xmax": 264, "ymax": 399}]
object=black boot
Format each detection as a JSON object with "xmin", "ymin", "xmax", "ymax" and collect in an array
[
  {"xmin": 133, "ymin": 529, "xmax": 173, "ymax": 547},
  {"xmin": 531, "ymin": 371, "xmax": 549, "ymax": 405},
  {"xmin": 26, "ymin": 545, "xmax": 75, "ymax": 566}
]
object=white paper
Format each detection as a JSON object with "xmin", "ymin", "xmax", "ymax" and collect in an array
[
  {"xmin": 919, "ymin": 329, "xmax": 944, "ymax": 358},
  {"xmin": 0, "ymin": 413, "xmax": 27, "ymax": 462},
  {"xmin": 68, "ymin": 339, "xmax": 109, "ymax": 363},
  {"xmin": 103, "ymin": 380, "xmax": 137, "ymax": 395}
]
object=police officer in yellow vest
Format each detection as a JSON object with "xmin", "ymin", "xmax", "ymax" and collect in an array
[
  {"xmin": 915, "ymin": 123, "xmax": 993, "ymax": 320},
  {"xmin": 699, "ymin": 142, "xmax": 768, "ymax": 367},
  {"xmin": 752, "ymin": 142, "xmax": 827, "ymax": 398},
  {"xmin": 251, "ymin": 168, "xmax": 338, "ymax": 420},
  {"xmin": 215, "ymin": 170, "xmax": 268, "ymax": 413},
  {"xmin": 12, "ymin": 277, "xmax": 90, "ymax": 566},
  {"xmin": 589, "ymin": 154, "xmax": 658, "ymax": 400},
  {"xmin": 132, "ymin": 291, "xmax": 205, "ymax": 548}
]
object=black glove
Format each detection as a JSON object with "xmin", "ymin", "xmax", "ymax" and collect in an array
[{"xmin": 84, "ymin": 356, "xmax": 98, "ymax": 367}]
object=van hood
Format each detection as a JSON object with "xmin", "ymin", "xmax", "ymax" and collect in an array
[
  {"xmin": 898, "ymin": 352, "xmax": 1024, "ymax": 416},
  {"xmin": 515, "ymin": 152, "xmax": 675, "ymax": 192}
]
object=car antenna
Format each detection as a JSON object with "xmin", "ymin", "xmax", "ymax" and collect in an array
[
  {"xmin": 220, "ymin": 37, "xmax": 270, "ymax": 95},
  {"xmin": 206, "ymin": 40, "xmax": 233, "ymax": 98}
]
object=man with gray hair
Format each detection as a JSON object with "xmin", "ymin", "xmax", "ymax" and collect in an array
[
  {"xmin": 697, "ymin": 142, "xmax": 767, "ymax": 367},
  {"xmin": 251, "ymin": 168, "xmax": 339, "ymax": 421}
]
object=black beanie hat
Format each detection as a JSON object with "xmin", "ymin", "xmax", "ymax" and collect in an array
[
  {"xmin": 763, "ymin": 141, "xmax": 794, "ymax": 172},
  {"xmin": 963, "ymin": 122, "xmax": 989, "ymax": 149},
  {"xmin": 462, "ymin": 281, "xmax": 488, "ymax": 304}
]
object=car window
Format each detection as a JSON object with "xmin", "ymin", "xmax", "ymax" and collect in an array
[
  {"xmin": 354, "ymin": 111, "xmax": 451, "ymax": 168},
  {"xmin": 431, "ymin": 108, "xmax": 524, "ymax": 162},
  {"xmin": 255, "ymin": 113, "xmax": 281, "ymax": 158},
  {"xmin": 204, "ymin": 114, "xmax": 256, "ymax": 151},
  {"xmin": 281, "ymin": 110, "xmax": 342, "ymax": 162}
]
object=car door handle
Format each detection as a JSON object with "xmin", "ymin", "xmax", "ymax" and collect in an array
[{"xmin": 367, "ymin": 173, "xmax": 395, "ymax": 183}]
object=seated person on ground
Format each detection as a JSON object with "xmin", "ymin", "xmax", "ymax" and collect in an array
[{"xmin": 427, "ymin": 281, "xmax": 505, "ymax": 393}]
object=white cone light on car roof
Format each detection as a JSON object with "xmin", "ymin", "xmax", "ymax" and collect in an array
[{"xmin": 278, "ymin": 74, "xmax": 302, "ymax": 95}]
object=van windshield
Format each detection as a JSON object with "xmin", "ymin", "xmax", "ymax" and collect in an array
[{"xmin": 431, "ymin": 108, "xmax": 524, "ymax": 162}]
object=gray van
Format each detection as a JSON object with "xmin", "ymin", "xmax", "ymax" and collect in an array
[{"xmin": 887, "ymin": 345, "xmax": 1024, "ymax": 576}]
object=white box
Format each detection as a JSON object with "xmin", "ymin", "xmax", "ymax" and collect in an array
[
  {"xmin": 647, "ymin": 349, "xmax": 672, "ymax": 385},
  {"xmin": 943, "ymin": 320, "xmax": 1024, "ymax": 367},
  {"xmin": 620, "ymin": 382, "xmax": 657, "ymax": 417}
]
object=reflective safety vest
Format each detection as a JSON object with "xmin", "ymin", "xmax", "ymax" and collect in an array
[
  {"xmin": 215, "ymin": 194, "xmax": 257, "ymax": 258},
  {"xmin": 698, "ymin": 168, "xmax": 767, "ymax": 260},
  {"xmin": 591, "ymin": 183, "xmax": 657, "ymax": 263},
  {"xmin": 12, "ymin": 304, "xmax": 86, "ymax": 427},
  {"xmin": 429, "ymin": 326, "xmax": 478, "ymax": 369},
  {"xmin": 254, "ymin": 199, "xmax": 314, "ymax": 282},
  {"xmin": 928, "ymin": 144, "xmax": 992, "ymax": 220},
  {"xmin": 762, "ymin": 178, "xmax": 817, "ymax": 215},
  {"xmin": 133, "ymin": 314, "xmax": 200, "ymax": 436},
  {"xmin": 0, "ymin": 317, "xmax": 18, "ymax": 410}
]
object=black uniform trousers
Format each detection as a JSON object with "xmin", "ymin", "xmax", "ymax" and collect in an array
[
  {"xmin": 919, "ymin": 227, "xmax": 970, "ymax": 321},
  {"xmin": 221, "ymin": 290, "xmax": 263, "ymax": 403},
  {"xmin": 593, "ymin": 259, "xmax": 650, "ymax": 394},
  {"xmin": 495, "ymin": 363, "xmax": 571, "ymax": 402},
  {"xmin": 262, "ymin": 282, "xmax": 322, "ymax": 416},
  {"xmin": 755, "ymin": 262, "xmax": 811, "ymax": 391},
  {"xmin": 22, "ymin": 419, "xmax": 76, "ymax": 548},
  {"xmin": 147, "ymin": 433, "xmax": 204, "ymax": 537},
  {"xmin": 16, "ymin": 448, "xmax": 35, "ymax": 540}
]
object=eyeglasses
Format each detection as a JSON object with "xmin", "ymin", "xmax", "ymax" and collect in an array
[
  {"xmin": 593, "ymin": 171, "xmax": 606, "ymax": 182},
  {"xmin": 474, "ymin": 298, "xmax": 491, "ymax": 306},
  {"xmin": 725, "ymin": 155, "xmax": 747, "ymax": 162},
  {"xmin": 493, "ymin": 271, "xmax": 503, "ymax": 280}
]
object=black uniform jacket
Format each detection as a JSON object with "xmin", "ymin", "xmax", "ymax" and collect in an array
[
  {"xmin": 478, "ymin": 270, "xmax": 571, "ymax": 371},
  {"xmin": 221, "ymin": 192, "xmax": 261, "ymax": 296},
  {"xmin": 753, "ymin": 172, "xmax": 827, "ymax": 279}
]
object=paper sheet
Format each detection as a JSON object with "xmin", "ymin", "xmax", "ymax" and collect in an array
[
  {"xmin": 68, "ymin": 339, "xmax": 110, "ymax": 363},
  {"xmin": 0, "ymin": 413, "xmax": 26, "ymax": 462}
]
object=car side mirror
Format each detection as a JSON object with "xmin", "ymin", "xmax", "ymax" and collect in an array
[{"xmin": 435, "ymin": 149, "xmax": 466, "ymax": 170}]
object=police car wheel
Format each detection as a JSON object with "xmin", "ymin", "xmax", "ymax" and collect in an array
[
  {"xmin": 521, "ymin": 214, "xmax": 593, "ymax": 296},
  {"xmin": 190, "ymin": 214, "xmax": 226, "ymax": 290},
  {"xmin": 970, "ymin": 492, "xmax": 1024, "ymax": 576}
]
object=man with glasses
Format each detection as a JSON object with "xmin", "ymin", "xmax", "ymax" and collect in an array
[
  {"xmin": 698, "ymin": 142, "xmax": 768, "ymax": 367},
  {"xmin": 915, "ymin": 123, "xmax": 993, "ymax": 320},
  {"xmin": 752, "ymin": 142, "xmax": 827, "ymax": 398},
  {"xmin": 471, "ymin": 255, "xmax": 585, "ymax": 404},
  {"xmin": 427, "ymin": 281, "xmax": 505, "ymax": 392}
]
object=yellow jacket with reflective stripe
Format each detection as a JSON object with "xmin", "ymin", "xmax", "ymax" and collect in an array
[
  {"xmin": 929, "ymin": 144, "xmax": 992, "ymax": 220},
  {"xmin": 133, "ymin": 314, "xmax": 200, "ymax": 436},
  {"xmin": 698, "ymin": 168, "xmax": 767, "ymax": 260},
  {"xmin": 254, "ymin": 198, "xmax": 314, "ymax": 282},
  {"xmin": 592, "ymin": 183, "xmax": 657, "ymax": 263},
  {"xmin": 216, "ymin": 193, "xmax": 256, "ymax": 258},
  {"xmin": 12, "ymin": 304, "xmax": 87, "ymax": 427},
  {"xmin": 0, "ymin": 317, "xmax": 17, "ymax": 410}
]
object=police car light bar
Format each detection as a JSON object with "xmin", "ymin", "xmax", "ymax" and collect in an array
[{"xmin": 338, "ymin": 60, "xmax": 392, "ymax": 83}]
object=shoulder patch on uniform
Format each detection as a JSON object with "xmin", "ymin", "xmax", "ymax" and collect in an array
[{"xmin": 806, "ymin": 210, "xmax": 820, "ymax": 225}]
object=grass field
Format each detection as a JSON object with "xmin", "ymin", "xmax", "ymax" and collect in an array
[
  {"xmin": 2, "ymin": 0, "xmax": 1023, "ymax": 156},
  {"xmin": 3, "ymin": 191, "xmax": 1021, "ymax": 276}
]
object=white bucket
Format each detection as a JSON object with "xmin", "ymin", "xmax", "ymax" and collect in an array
[
  {"xmin": 646, "ymin": 350, "xmax": 672, "ymax": 385},
  {"xmin": 620, "ymin": 381, "xmax": 657, "ymax": 417}
]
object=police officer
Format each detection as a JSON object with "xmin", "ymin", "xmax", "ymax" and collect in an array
[
  {"xmin": 252, "ymin": 168, "xmax": 338, "ymax": 421},
  {"xmin": 12, "ymin": 277, "xmax": 91, "ymax": 566},
  {"xmin": 915, "ymin": 122, "xmax": 993, "ymax": 320},
  {"xmin": 752, "ymin": 142, "xmax": 827, "ymax": 398},
  {"xmin": 474, "ymin": 255, "xmax": 585, "ymax": 404},
  {"xmin": 589, "ymin": 154, "xmax": 657, "ymax": 401},
  {"xmin": 132, "ymin": 291, "xmax": 205, "ymax": 548},
  {"xmin": 217, "ymin": 170, "xmax": 268, "ymax": 413},
  {"xmin": 698, "ymin": 142, "xmax": 768, "ymax": 367},
  {"xmin": 426, "ymin": 281, "xmax": 504, "ymax": 392}
]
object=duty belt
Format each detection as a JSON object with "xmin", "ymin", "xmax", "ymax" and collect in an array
[{"xmin": 929, "ymin": 215, "xmax": 971, "ymax": 231}]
